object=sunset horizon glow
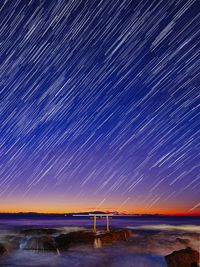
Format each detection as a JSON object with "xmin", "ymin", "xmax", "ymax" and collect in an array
[{"xmin": 1, "ymin": 202, "xmax": 200, "ymax": 216}]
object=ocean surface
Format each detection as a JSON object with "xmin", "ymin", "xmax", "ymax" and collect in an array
[
  {"xmin": 0, "ymin": 215, "xmax": 199, "ymax": 267},
  {"xmin": 0, "ymin": 215, "xmax": 200, "ymax": 229}
]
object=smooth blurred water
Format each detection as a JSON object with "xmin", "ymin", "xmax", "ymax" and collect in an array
[
  {"xmin": 0, "ymin": 215, "xmax": 199, "ymax": 230},
  {"xmin": 0, "ymin": 216, "xmax": 199, "ymax": 267}
]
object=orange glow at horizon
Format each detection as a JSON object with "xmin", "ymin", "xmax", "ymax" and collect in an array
[
  {"xmin": 1, "ymin": 205, "xmax": 199, "ymax": 216},
  {"xmin": 1, "ymin": 194, "xmax": 199, "ymax": 216}
]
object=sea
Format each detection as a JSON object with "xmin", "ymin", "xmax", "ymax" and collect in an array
[{"xmin": 0, "ymin": 215, "xmax": 199, "ymax": 267}]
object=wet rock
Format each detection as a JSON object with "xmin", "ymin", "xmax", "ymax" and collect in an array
[
  {"xmin": 98, "ymin": 229, "xmax": 132, "ymax": 245},
  {"xmin": 165, "ymin": 247, "xmax": 199, "ymax": 267},
  {"xmin": 0, "ymin": 243, "xmax": 7, "ymax": 256},
  {"xmin": 20, "ymin": 228, "xmax": 61, "ymax": 236},
  {"xmin": 55, "ymin": 230, "xmax": 96, "ymax": 250},
  {"xmin": 0, "ymin": 243, "xmax": 11, "ymax": 258},
  {"xmin": 24, "ymin": 236, "xmax": 56, "ymax": 251},
  {"xmin": 176, "ymin": 238, "xmax": 190, "ymax": 246},
  {"xmin": 55, "ymin": 229, "xmax": 132, "ymax": 250},
  {"xmin": 7, "ymin": 235, "xmax": 24, "ymax": 249}
]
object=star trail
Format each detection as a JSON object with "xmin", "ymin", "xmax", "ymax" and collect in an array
[{"xmin": 0, "ymin": 0, "xmax": 199, "ymax": 214}]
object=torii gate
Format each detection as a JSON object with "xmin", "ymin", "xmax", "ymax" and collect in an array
[
  {"xmin": 73, "ymin": 214, "xmax": 114, "ymax": 232},
  {"xmin": 89, "ymin": 214, "xmax": 114, "ymax": 232}
]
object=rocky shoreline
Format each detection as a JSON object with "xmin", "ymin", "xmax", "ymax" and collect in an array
[
  {"xmin": 0, "ymin": 228, "xmax": 132, "ymax": 255},
  {"xmin": 0, "ymin": 227, "xmax": 199, "ymax": 266}
]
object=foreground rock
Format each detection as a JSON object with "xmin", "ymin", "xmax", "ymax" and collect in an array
[
  {"xmin": 55, "ymin": 229, "xmax": 132, "ymax": 250},
  {"xmin": 20, "ymin": 228, "xmax": 61, "ymax": 236},
  {"xmin": 165, "ymin": 247, "xmax": 199, "ymax": 267},
  {"xmin": 3, "ymin": 229, "xmax": 132, "ymax": 252},
  {"xmin": 0, "ymin": 243, "xmax": 7, "ymax": 256},
  {"xmin": 55, "ymin": 230, "xmax": 96, "ymax": 249},
  {"xmin": 24, "ymin": 236, "xmax": 57, "ymax": 251},
  {"xmin": 97, "ymin": 229, "xmax": 132, "ymax": 244},
  {"xmin": 175, "ymin": 238, "xmax": 190, "ymax": 246},
  {"xmin": 6, "ymin": 235, "xmax": 24, "ymax": 249},
  {"xmin": 0, "ymin": 243, "xmax": 10, "ymax": 258}
]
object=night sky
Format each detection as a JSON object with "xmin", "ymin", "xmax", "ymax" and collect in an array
[{"xmin": 0, "ymin": 0, "xmax": 199, "ymax": 214}]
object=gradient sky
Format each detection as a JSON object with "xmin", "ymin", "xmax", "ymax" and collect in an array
[{"xmin": 0, "ymin": 0, "xmax": 199, "ymax": 214}]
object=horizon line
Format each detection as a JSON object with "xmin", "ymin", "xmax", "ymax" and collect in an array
[{"xmin": 0, "ymin": 211, "xmax": 200, "ymax": 216}]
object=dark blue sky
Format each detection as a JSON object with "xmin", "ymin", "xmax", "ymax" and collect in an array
[{"xmin": 0, "ymin": 0, "xmax": 199, "ymax": 214}]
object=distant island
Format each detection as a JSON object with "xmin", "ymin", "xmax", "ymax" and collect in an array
[{"xmin": 0, "ymin": 212, "xmax": 199, "ymax": 218}]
